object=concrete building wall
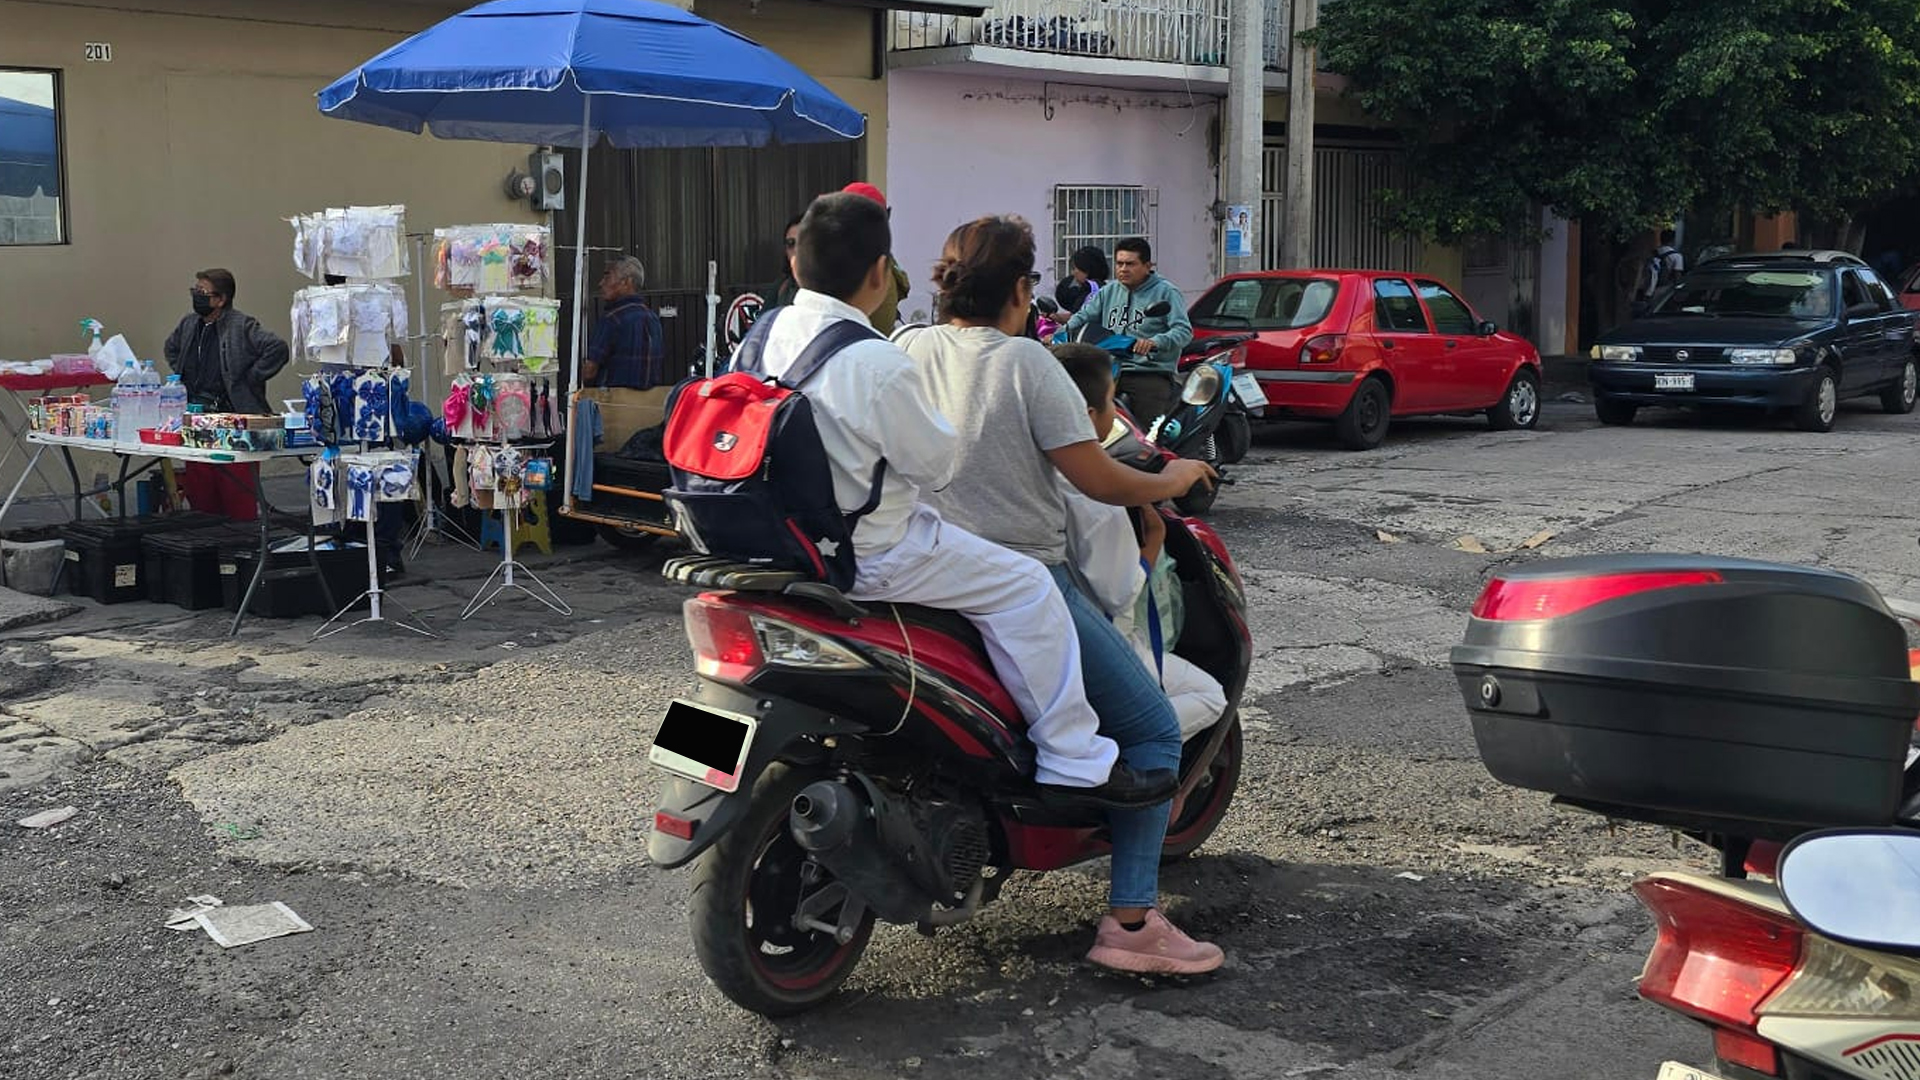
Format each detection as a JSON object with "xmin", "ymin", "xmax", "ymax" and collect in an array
[{"xmin": 885, "ymin": 69, "xmax": 1219, "ymax": 319}]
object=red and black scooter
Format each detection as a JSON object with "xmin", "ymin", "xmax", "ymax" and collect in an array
[{"xmin": 645, "ymin": 503, "xmax": 1252, "ymax": 1015}]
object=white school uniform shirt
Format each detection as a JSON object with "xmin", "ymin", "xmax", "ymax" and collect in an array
[
  {"xmin": 757, "ymin": 291, "xmax": 958, "ymax": 559},
  {"xmin": 1059, "ymin": 478, "xmax": 1148, "ymax": 625}
]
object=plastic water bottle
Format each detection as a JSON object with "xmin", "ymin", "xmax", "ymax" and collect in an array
[
  {"xmin": 110, "ymin": 369, "xmax": 134, "ymax": 441},
  {"xmin": 158, "ymin": 374, "xmax": 187, "ymax": 432},
  {"xmin": 138, "ymin": 361, "xmax": 161, "ymax": 432}
]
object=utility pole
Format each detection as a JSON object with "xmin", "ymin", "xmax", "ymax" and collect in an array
[
  {"xmin": 1221, "ymin": 0, "xmax": 1266, "ymax": 275},
  {"xmin": 1281, "ymin": 0, "xmax": 1317, "ymax": 267}
]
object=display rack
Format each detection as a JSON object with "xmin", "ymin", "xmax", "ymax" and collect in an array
[
  {"xmin": 461, "ymin": 501, "xmax": 571, "ymax": 620},
  {"xmin": 315, "ymin": 508, "xmax": 437, "ymax": 639}
]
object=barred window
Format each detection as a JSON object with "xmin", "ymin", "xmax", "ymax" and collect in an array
[
  {"xmin": 0, "ymin": 69, "xmax": 65, "ymax": 246},
  {"xmin": 1052, "ymin": 185, "xmax": 1156, "ymax": 285}
]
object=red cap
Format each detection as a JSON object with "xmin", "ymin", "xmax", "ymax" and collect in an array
[{"xmin": 842, "ymin": 181, "xmax": 887, "ymax": 208}]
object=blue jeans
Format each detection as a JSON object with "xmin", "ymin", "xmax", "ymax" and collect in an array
[{"xmin": 1048, "ymin": 564, "xmax": 1183, "ymax": 909}]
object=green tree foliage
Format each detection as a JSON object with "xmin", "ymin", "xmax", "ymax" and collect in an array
[{"xmin": 1313, "ymin": 0, "xmax": 1920, "ymax": 242}]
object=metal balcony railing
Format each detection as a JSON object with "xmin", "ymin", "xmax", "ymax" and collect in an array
[
  {"xmin": 890, "ymin": 0, "xmax": 1232, "ymax": 67},
  {"xmin": 1263, "ymin": 0, "xmax": 1292, "ymax": 70}
]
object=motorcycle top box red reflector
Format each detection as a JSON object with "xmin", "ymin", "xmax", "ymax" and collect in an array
[{"xmin": 1471, "ymin": 570, "xmax": 1724, "ymax": 621}]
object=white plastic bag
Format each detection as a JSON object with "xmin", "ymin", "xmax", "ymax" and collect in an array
[{"xmin": 93, "ymin": 334, "xmax": 136, "ymax": 380}]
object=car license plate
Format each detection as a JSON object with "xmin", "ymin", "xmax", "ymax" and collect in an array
[
  {"xmin": 1230, "ymin": 371, "xmax": 1268, "ymax": 408},
  {"xmin": 1654, "ymin": 373, "xmax": 1695, "ymax": 391},
  {"xmin": 1657, "ymin": 1062, "xmax": 1729, "ymax": 1080},
  {"xmin": 648, "ymin": 699, "xmax": 758, "ymax": 793}
]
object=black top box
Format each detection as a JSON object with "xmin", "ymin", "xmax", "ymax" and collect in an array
[{"xmin": 1452, "ymin": 554, "xmax": 1920, "ymax": 839}]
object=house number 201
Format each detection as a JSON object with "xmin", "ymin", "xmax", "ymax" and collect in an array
[{"xmin": 83, "ymin": 42, "xmax": 112, "ymax": 62}]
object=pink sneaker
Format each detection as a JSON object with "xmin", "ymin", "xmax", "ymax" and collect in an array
[{"xmin": 1086, "ymin": 910, "xmax": 1225, "ymax": 975}]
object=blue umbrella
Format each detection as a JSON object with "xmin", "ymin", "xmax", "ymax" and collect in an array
[
  {"xmin": 316, "ymin": 0, "xmax": 865, "ymax": 149},
  {"xmin": 317, "ymin": 0, "xmax": 867, "ymax": 407}
]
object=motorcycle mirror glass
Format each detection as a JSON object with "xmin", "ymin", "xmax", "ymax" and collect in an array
[
  {"xmin": 1035, "ymin": 297, "xmax": 1060, "ymax": 315},
  {"xmin": 1144, "ymin": 300, "xmax": 1173, "ymax": 318},
  {"xmin": 1779, "ymin": 830, "xmax": 1920, "ymax": 953}
]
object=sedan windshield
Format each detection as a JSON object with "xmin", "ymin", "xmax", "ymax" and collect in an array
[{"xmin": 1654, "ymin": 269, "xmax": 1834, "ymax": 319}]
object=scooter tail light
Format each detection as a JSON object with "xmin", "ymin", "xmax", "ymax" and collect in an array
[
  {"xmin": 683, "ymin": 595, "xmax": 764, "ymax": 683},
  {"xmin": 1633, "ymin": 878, "xmax": 1802, "ymax": 1041},
  {"xmin": 1760, "ymin": 935, "xmax": 1920, "ymax": 1020},
  {"xmin": 1300, "ymin": 333, "xmax": 1346, "ymax": 364},
  {"xmin": 1714, "ymin": 1029, "xmax": 1780, "ymax": 1076},
  {"xmin": 1471, "ymin": 570, "xmax": 1724, "ymax": 621}
]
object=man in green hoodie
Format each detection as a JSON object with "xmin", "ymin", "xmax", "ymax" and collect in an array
[{"xmin": 1057, "ymin": 237, "xmax": 1193, "ymax": 426}]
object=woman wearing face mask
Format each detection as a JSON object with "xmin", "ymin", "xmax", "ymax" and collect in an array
[{"xmin": 161, "ymin": 267, "xmax": 290, "ymax": 520}]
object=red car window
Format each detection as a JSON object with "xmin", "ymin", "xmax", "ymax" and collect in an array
[
  {"xmin": 1415, "ymin": 280, "xmax": 1479, "ymax": 335},
  {"xmin": 1372, "ymin": 278, "xmax": 1428, "ymax": 332},
  {"xmin": 1194, "ymin": 277, "xmax": 1340, "ymax": 330}
]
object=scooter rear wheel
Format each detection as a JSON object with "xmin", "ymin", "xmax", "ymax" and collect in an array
[
  {"xmin": 688, "ymin": 763, "xmax": 876, "ymax": 1016},
  {"xmin": 1162, "ymin": 715, "xmax": 1243, "ymax": 861}
]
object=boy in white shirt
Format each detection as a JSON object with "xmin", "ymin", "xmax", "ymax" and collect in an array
[
  {"xmin": 1053, "ymin": 345, "xmax": 1228, "ymax": 738},
  {"xmin": 749, "ymin": 194, "xmax": 1174, "ymax": 806}
]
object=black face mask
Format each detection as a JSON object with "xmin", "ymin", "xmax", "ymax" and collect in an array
[{"xmin": 191, "ymin": 291, "xmax": 215, "ymax": 317}]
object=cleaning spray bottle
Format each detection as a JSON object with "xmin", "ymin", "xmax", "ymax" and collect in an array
[{"xmin": 80, "ymin": 318, "xmax": 105, "ymax": 360}]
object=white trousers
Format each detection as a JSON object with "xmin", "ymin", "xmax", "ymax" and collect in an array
[
  {"xmin": 853, "ymin": 505, "xmax": 1119, "ymax": 787},
  {"xmin": 1129, "ymin": 635, "xmax": 1228, "ymax": 741}
]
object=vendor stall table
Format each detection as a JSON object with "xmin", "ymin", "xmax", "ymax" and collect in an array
[
  {"xmin": 0, "ymin": 371, "xmax": 116, "ymax": 525},
  {"xmin": 19, "ymin": 432, "xmax": 333, "ymax": 635}
]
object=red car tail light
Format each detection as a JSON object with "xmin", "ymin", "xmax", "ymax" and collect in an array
[
  {"xmin": 1633, "ymin": 877, "xmax": 1802, "ymax": 1076},
  {"xmin": 1470, "ymin": 570, "xmax": 1724, "ymax": 621},
  {"xmin": 683, "ymin": 594, "xmax": 764, "ymax": 683},
  {"xmin": 1300, "ymin": 333, "xmax": 1346, "ymax": 364}
]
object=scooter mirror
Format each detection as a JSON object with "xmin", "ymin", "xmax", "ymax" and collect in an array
[
  {"xmin": 1035, "ymin": 296, "xmax": 1060, "ymax": 316},
  {"xmin": 1143, "ymin": 301, "xmax": 1173, "ymax": 318},
  {"xmin": 1779, "ymin": 829, "xmax": 1920, "ymax": 954}
]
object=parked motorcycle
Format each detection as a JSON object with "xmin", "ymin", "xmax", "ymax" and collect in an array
[
  {"xmin": 645, "ymin": 508, "xmax": 1253, "ymax": 1015},
  {"xmin": 1633, "ymin": 829, "xmax": 1920, "ymax": 1080},
  {"xmin": 1451, "ymin": 554, "xmax": 1920, "ymax": 1080}
]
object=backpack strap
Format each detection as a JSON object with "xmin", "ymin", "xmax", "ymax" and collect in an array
[
  {"xmin": 727, "ymin": 307, "xmax": 783, "ymax": 377},
  {"xmin": 778, "ymin": 319, "xmax": 883, "ymax": 390}
]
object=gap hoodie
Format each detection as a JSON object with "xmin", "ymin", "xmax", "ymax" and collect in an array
[{"xmin": 1061, "ymin": 272, "xmax": 1193, "ymax": 375}]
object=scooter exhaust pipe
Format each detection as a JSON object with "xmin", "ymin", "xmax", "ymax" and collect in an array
[
  {"xmin": 791, "ymin": 780, "xmax": 863, "ymax": 854},
  {"xmin": 787, "ymin": 778, "xmax": 937, "ymax": 925}
]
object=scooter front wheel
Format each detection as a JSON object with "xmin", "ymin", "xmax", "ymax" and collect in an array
[
  {"xmin": 1163, "ymin": 715, "xmax": 1243, "ymax": 861},
  {"xmin": 688, "ymin": 763, "xmax": 876, "ymax": 1016}
]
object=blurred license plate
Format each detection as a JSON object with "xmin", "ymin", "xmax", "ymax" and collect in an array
[
  {"xmin": 1655, "ymin": 373, "xmax": 1694, "ymax": 391},
  {"xmin": 649, "ymin": 699, "xmax": 757, "ymax": 792},
  {"xmin": 1657, "ymin": 1062, "xmax": 1728, "ymax": 1080},
  {"xmin": 1231, "ymin": 372, "xmax": 1268, "ymax": 408}
]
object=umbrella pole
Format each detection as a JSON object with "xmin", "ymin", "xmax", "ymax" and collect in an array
[{"xmin": 564, "ymin": 96, "xmax": 592, "ymax": 516}]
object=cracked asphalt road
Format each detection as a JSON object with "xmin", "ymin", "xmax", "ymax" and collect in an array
[{"xmin": 7, "ymin": 397, "xmax": 1919, "ymax": 1079}]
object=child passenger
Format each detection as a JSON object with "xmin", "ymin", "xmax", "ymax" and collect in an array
[{"xmin": 1053, "ymin": 344, "xmax": 1228, "ymax": 739}]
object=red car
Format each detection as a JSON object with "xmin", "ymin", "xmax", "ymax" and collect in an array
[{"xmin": 1189, "ymin": 269, "xmax": 1544, "ymax": 449}]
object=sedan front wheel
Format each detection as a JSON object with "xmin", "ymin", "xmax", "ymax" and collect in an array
[{"xmin": 1795, "ymin": 368, "xmax": 1840, "ymax": 432}]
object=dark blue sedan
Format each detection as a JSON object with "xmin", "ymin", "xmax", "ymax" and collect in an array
[{"xmin": 1589, "ymin": 256, "xmax": 1918, "ymax": 432}]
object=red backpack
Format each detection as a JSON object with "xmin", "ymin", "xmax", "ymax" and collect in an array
[{"xmin": 661, "ymin": 310, "xmax": 883, "ymax": 591}]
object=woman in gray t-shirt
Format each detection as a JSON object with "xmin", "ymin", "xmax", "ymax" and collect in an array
[{"xmin": 895, "ymin": 215, "xmax": 1225, "ymax": 976}]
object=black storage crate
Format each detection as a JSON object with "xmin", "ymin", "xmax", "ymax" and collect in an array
[
  {"xmin": 143, "ymin": 525, "xmax": 256, "ymax": 610},
  {"xmin": 219, "ymin": 540, "xmax": 366, "ymax": 619},
  {"xmin": 1452, "ymin": 554, "xmax": 1920, "ymax": 839},
  {"xmin": 57, "ymin": 513, "xmax": 224, "ymax": 605}
]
